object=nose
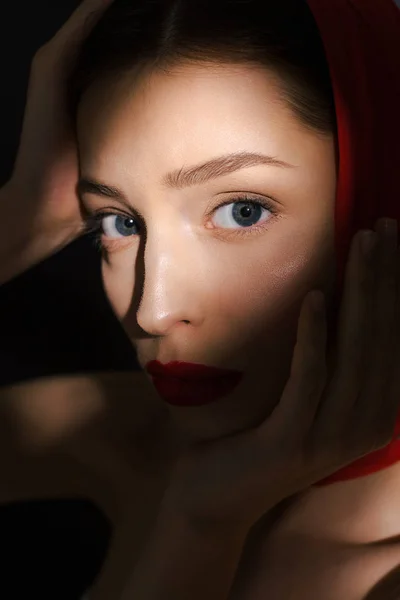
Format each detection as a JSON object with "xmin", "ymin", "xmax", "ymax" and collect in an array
[{"xmin": 135, "ymin": 228, "xmax": 203, "ymax": 337}]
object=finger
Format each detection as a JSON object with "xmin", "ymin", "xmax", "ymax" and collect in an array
[
  {"xmin": 359, "ymin": 218, "xmax": 398, "ymax": 426},
  {"xmin": 321, "ymin": 230, "xmax": 377, "ymax": 422},
  {"xmin": 267, "ymin": 290, "xmax": 327, "ymax": 439},
  {"xmin": 54, "ymin": 0, "xmax": 113, "ymax": 44},
  {"xmin": 34, "ymin": 0, "xmax": 114, "ymax": 70},
  {"xmin": 378, "ymin": 244, "xmax": 400, "ymax": 438}
]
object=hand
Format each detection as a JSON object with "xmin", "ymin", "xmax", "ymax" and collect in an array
[
  {"xmin": 1, "ymin": 0, "xmax": 114, "ymax": 283},
  {"xmin": 161, "ymin": 218, "xmax": 400, "ymax": 532}
]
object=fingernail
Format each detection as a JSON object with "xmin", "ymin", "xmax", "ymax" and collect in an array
[{"xmin": 361, "ymin": 230, "xmax": 378, "ymax": 257}]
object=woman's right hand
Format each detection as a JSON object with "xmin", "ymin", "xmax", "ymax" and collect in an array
[
  {"xmin": 0, "ymin": 0, "xmax": 114, "ymax": 283},
  {"xmin": 161, "ymin": 218, "xmax": 400, "ymax": 534}
]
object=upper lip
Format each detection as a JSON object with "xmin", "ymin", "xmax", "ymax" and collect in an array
[{"xmin": 145, "ymin": 360, "xmax": 242, "ymax": 380}]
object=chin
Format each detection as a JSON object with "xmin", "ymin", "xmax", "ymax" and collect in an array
[{"xmin": 167, "ymin": 394, "xmax": 273, "ymax": 446}]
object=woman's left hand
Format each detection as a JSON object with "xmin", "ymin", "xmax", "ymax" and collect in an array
[{"xmin": 160, "ymin": 218, "xmax": 400, "ymax": 534}]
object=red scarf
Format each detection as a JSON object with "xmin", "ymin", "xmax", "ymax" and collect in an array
[{"xmin": 305, "ymin": 0, "xmax": 400, "ymax": 485}]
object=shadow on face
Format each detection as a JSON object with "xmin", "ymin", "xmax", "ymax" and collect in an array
[{"xmin": 76, "ymin": 61, "xmax": 337, "ymax": 443}]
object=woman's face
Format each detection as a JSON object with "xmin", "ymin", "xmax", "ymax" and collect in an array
[{"xmin": 77, "ymin": 62, "xmax": 337, "ymax": 443}]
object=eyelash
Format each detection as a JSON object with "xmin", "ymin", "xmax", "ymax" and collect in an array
[{"xmin": 83, "ymin": 194, "xmax": 282, "ymax": 250}]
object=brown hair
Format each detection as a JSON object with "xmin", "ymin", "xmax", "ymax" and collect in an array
[{"xmin": 67, "ymin": 0, "xmax": 337, "ymax": 136}]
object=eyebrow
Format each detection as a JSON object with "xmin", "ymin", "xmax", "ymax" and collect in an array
[
  {"xmin": 77, "ymin": 151, "xmax": 295, "ymax": 202},
  {"xmin": 163, "ymin": 151, "xmax": 295, "ymax": 189}
]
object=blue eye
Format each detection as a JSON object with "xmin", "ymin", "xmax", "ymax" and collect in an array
[
  {"xmin": 101, "ymin": 214, "xmax": 139, "ymax": 238},
  {"xmin": 87, "ymin": 194, "xmax": 279, "ymax": 246},
  {"xmin": 213, "ymin": 200, "xmax": 270, "ymax": 230}
]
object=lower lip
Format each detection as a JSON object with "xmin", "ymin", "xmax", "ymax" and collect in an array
[{"xmin": 150, "ymin": 374, "xmax": 243, "ymax": 407}]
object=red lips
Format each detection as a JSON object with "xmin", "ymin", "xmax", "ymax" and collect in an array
[{"xmin": 145, "ymin": 360, "xmax": 243, "ymax": 407}]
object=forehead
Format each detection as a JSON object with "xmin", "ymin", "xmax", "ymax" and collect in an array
[
  {"xmin": 78, "ymin": 62, "xmax": 296, "ymax": 138},
  {"xmin": 76, "ymin": 62, "xmax": 327, "ymax": 177}
]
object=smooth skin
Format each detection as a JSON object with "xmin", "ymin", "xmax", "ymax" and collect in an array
[
  {"xmin": 161, "ymin": 223, "xmax": 400, "ymax": 531},
  {"xmin": 2, "ymin": 2, "xmax": 400, "ymax": 599},
  {"xmin": 117, "ymin": 220, "xmax": 400, "ymax": 600},
  {"xmin": 77, "ymin": 61, "xmax": 338, "ymax": 444}
]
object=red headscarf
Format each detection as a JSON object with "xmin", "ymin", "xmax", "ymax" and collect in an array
[{"xmin": 305, "ymin": 0, "xmax": 400, "ymax": 485}]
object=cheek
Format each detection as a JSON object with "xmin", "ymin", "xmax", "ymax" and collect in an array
[
  {"xmin": 100, "ymin": 223, "xmax": 335, "ymax": 349},
  {"xmin": 221, "ymin": 232, "xmax": 335, "ymax": 346},
  {"xmin": 218, "ymin": 253, "xmax": 306, "ymax": 358}
]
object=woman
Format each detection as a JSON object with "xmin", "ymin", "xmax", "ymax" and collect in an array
[
  {"xmin": 66, "ymin": 0, "xmax": 400, "ymax": 597},
  {"xmin": 1, "ymin": 0, "xmax": 400, "ymax": 598}
]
